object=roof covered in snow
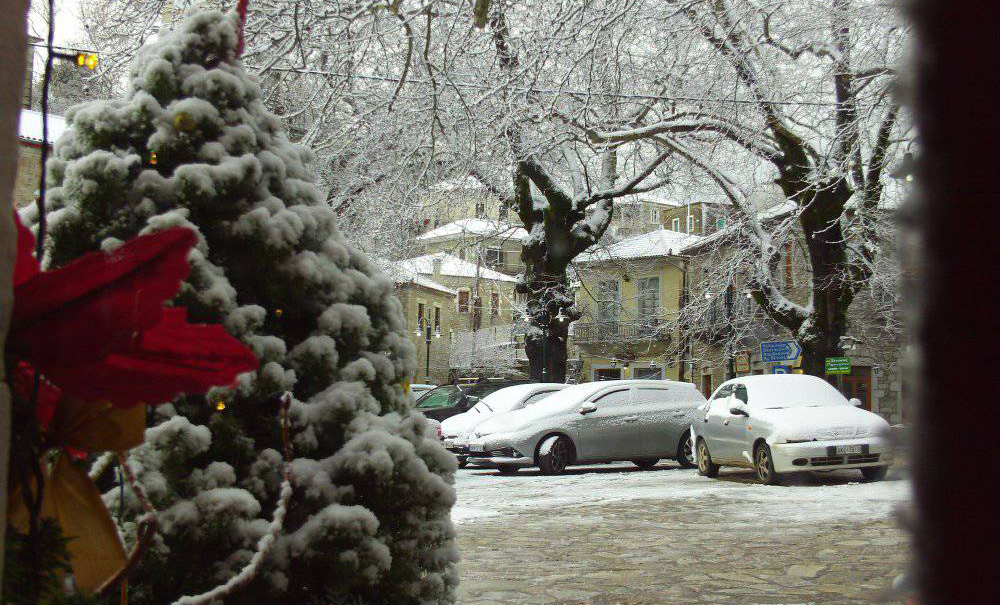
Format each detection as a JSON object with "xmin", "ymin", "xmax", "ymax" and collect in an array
[
  {"xmin": 376, "ymin": 259, "xmax": 457, "ymax": 295},
  {"xmin": 399, "ymin": 252, "xmax": 518, "ymax": 283},
  {"xmin": 18, "ymin": 109, "xmax": 67, "ymax": 145},
  {"xmin": 417, "ymin": 219, "xmax": 529, "ymax": 243},
  {"xmin": 576, "ymin": 228, "xmax": 703, "ymax": 264}
]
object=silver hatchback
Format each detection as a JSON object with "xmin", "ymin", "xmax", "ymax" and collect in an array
[{"xmin": 466, "ymin": 380, "xmax": 707, "ymax": 474}]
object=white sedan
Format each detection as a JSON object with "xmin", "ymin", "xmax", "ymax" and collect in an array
[
  {"xmin": 441, "ymin": 383, "xmax": 567, "ymax": 467},
  {"xmin": 692, "ymin": 374, "xmax": 893, "ymax": 485}
]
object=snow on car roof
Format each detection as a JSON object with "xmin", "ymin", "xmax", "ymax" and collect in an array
[{"xmin": 723, "ymin": 374, "xmax": 848, "ymax": 407}]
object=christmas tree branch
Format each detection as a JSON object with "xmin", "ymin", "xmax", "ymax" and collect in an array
[
  {"xmin": 169, "ymin": 394, "xmax": 294, "ymax": 605},
  {"xmin": 96, "ymin": 453, "xmax": 158, "ymax": 596}
]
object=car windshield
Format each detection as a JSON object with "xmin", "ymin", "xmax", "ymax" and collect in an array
[
  {"xmin": 747, "ymin": 378, "xmax": 850, "ymax": 409},
  {"xmin": 469, "ymin": 386, "xmax": 537, "ymax": 415},
  {"xmin": 415, "ymin": 385, "xmax": 465, "ymax": 409}
]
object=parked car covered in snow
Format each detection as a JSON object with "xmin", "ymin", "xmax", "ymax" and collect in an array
[
  {"xmin": 692, "ymin": 374, "xmax": 893, "ymax": 485},
  {"xmin": 441, "ymin": 383, "xmax": 568, "ymax": 467},
  {"xmin": 466, "ymin": 380, "xmax": 705, "ymax": 474}
]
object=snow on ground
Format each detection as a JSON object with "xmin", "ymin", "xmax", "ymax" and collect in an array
[{"xmin": 452, "ymin": 462, "xmax": 910, "ymax": 526}]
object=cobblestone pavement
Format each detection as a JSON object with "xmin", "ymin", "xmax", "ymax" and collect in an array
[{"xmin": 453, "ymin": 463, "xmax": 910, "ymax": 605}]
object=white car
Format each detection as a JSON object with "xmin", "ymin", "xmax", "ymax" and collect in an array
[
  {"xmin": 441, "ymin": 383, "xmax": 568, "ymax": 467},
  {"xmin": 692, "ymin": 374, "xmax": 893, "ymax": 485},
  {"xmin": 467, "ymin": 380, "xmax": 706, "ymax": 475}
]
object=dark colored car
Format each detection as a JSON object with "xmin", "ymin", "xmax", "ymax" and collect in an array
[{"xmin": 415, "ymin": 380, "xmax": 534, "ymax": 422}]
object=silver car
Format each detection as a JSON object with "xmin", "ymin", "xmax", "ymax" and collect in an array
[
  {"xmin": 467, "ymin": 380, "xmax": 706, "ymax": 475},
  {"xmin": 692, "ymin": 374, "xmax": 893, "ymax": 485}
]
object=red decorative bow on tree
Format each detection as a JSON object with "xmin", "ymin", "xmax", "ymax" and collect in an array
[{"xmin": 6, "ymin": 212, "xmax": 258, "ymax": 595}]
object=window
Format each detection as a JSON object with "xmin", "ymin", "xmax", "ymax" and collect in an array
[
  {"xmin": 634, "ymin": 368, "xmax": 664, "ymax": 381},
  {"xmin": 594, "ymin": 368, "xmax": 623, "ymax": 381},
  {"xmin": 686, "ymin": 214, "xmax": 695, "ymax": 233},
  {"xmin": 458, "ymin": 290, "xmax": 470, "ymax": 313},
  {"xmin": 434, "ymin": 306, "xmax": 441, "ymax": 331},
  {"xmin": 417, "ymin": 302, "xmax": 425, "ymax": 327},
  {"xmin": 650, "ymin": 208, "xmax": 660, "ymax": 223},
  {"xmin": 592, "ymin": 389, "xmax": 630, "ymax": 405},
  {"xmin": 523, "ymin": 390, "xmax": 558, "ymax": 406},
  {"xmin": 671, "ymin": 218, "xmax": 680, "ymax": 231},
  {"xmin": 491, "ymin": 291, "xmax": 499, "ymax": 316},
  {"xmin": 485, "ymin": 247, "xmax": 502, "ymax": 269},
  {"xmin": 636, "ymin": 386, "xmax": 671, "ymax": 403},
  {"xmin": 597, "ymin": 280, "xmax": 620, "ymax": 321},
  {"xmin": 637, "ymin": 277, "xmax": 660, "ymax": 322},
  {"xmin": 475, "ymin": 201, "xmax": 486, "ymax": 217},
  {"xmin": 498, "ymin": 205, "xmax": 508, "ymax": 220},
  {"xmin": 457, "ymin": 249, "xmax": 465, "ymax": 260},
  {"xmin": 712, "ymin": 384, "xmax": 734, "ymax": 400},
  {"xmin": 734, "ymin": 384, "xmax": 748, "ymax": 404}
]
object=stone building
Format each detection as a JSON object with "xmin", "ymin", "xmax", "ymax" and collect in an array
[{"xmin": 677, "ymin": 204, "xmax": 907, "ymax": 424}]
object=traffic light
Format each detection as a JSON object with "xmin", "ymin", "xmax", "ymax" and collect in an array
[{"xmin": 75, "ymin": 52, "xmax": 99, "ymax": 70}]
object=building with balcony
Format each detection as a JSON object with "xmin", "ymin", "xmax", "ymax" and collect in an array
[{"xmin": 571, "ymin": 228, "xmax": 702, "ymax": 382}]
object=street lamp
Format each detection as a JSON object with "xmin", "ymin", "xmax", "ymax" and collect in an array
[{"xmin": 414, "ymin": 318, "xmax": 441, "ymax": 383}]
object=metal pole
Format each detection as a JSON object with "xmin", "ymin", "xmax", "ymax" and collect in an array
[
  {"xmin": 725, "ymin": 286, "xmax": 735, "ymax": 379},
  {"xmin": 425, "ymin": 324, "xmax": 432, "ymax": 383}
]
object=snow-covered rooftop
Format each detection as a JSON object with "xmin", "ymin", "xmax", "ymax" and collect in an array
[
  {"xmin": 376, "ymin": 259, "xmax": 457, "ymax": 295},
  {"xmin": 399, "ymin": 252, "xmax": 518, "ymax": 283},
  {"xmin": 576, "ymin": 228, "xmax": 703, "ymax": 263},
  {"xmin": 18, "ymin": 109, "xmax": 67, "ymax": 145},
  {"xmin": 417, "ymin": 219, "xmax": 529, "ymax": 243}
]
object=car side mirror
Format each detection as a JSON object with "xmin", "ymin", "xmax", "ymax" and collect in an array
[
  {"xmin": 849, "ymin": 397, "xmax": 863, "ymax": 408},
  {"xmin": 729, "ymin": 403, "xmax": 750, "ymax": 417},
  {"xmin": 579, "ymin": 403, "xmax": 597, "ymax": 415}
]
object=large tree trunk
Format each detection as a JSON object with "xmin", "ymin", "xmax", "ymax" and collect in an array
[{"xmin": 796, "ymin": 186, "xmax": 853, "ymax": 377}]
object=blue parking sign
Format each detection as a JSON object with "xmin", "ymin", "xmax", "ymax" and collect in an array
[{"xmin": 772, "ymin": 365, "xmax": 790, "ymax": 374}]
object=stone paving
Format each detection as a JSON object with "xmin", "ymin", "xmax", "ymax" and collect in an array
[{"xmin": 453, "ymin": 465, "xmax": 910, "ymax": 604}]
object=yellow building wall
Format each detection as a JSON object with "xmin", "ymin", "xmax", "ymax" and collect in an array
[{"xmin": 573, "ymin": 258, "xmax": 685, "ymax": 382}]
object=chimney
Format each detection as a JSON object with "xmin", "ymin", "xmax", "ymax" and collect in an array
[{"xmin": 432, "ymin": 257, "xmax": 443, "ymax": 280}]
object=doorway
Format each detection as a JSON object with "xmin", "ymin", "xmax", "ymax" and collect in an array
[
  {"xmin": 701, "ymin": 374, "xmax": 713, "ymax": 398},
  {"xmin": 840, "ymin": 366, "xmax": 872, "ymax": 410}
]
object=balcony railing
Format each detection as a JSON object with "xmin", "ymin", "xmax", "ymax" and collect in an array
[{"xmin": 572, "ymin": 320, "xmax": 672, "ymax": 345}]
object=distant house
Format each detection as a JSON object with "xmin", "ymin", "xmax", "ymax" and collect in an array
[
  {"xmin": 13, "ymin": 109, "xmax": 67, "ymax": 208},
  {"xmin": 416, "ymin": 219, "xmax": 529, "ymax": 276}
]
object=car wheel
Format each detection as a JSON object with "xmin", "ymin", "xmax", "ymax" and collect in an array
[
  {"xmin": 632, "ymin": 458, "xmax": 659, "ymax": 470},
  {"xmin": 754, "ymin": 443, "xmax": 782, "ymax": 485},
  {"xmin": 457, "ymin": 457, "xmax": 468, "ymax": 469},
  {"xmin": 538, "ymin": 435, "xmax": 571, "ymax": 475},
  {"xmin": 676, "ymin": 434, "xmax": 696, "ymax": 469},
  {"xmin": 697, "ymin": 439, "xmax": 719, "ymax": 478},
  {"xmin": 497, "ymin": 464, "xmax": 519, "ymax": 475},
  {"xmin": 861, "ymin": 465, "xmax": 888, "ymax": 482}
]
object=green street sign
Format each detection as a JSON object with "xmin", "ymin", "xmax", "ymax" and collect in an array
[{"xmin": 825, "ymin": 356, "xmax": 851, "ymax": 375}]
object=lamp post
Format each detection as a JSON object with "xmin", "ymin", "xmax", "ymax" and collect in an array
[{"xmin": 414, "ymin": 318, "xmax": 440, "ymax": 383}]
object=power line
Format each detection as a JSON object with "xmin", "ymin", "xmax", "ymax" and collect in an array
[{"xmin": 256, "ymin": 65, "xmax": 887, "ymax": 108}]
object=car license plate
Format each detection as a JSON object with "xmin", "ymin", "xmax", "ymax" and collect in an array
[
  {"xmin": 443, "ymin": 439, "xmax": 454, "ymax": 448},
  {"xmin": 835, "ymin": 444, "xmax": 863, "ymax": 455},
  {"xmin": 469, "ymin": 444, "xmax": 484, "ymax": 453}
]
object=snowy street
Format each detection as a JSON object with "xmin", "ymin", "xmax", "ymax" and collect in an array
[{"xmin": 453, "ymin": 462, "xmax": 910, "ymax": 604}]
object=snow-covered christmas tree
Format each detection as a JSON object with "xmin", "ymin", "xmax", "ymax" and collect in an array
[{"xmin": 24, "ymin": 9, "xmax": 457, "ymax": 604}]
